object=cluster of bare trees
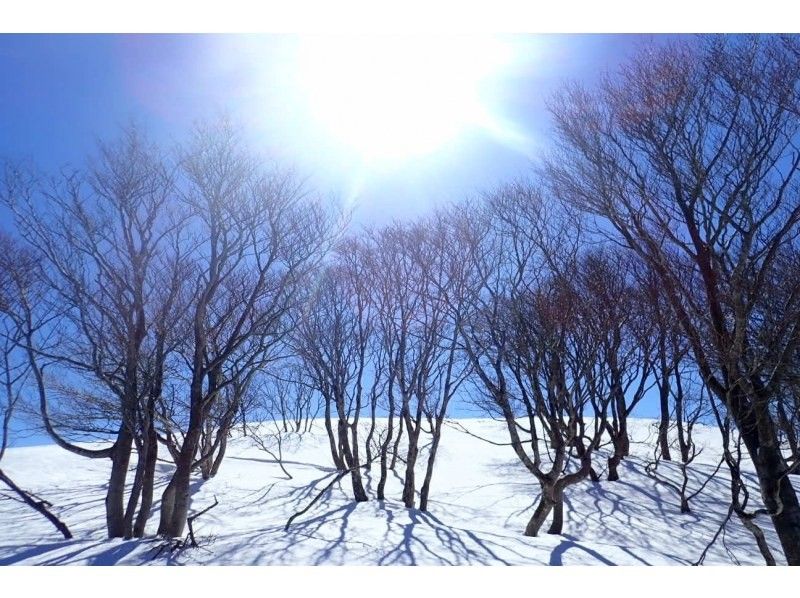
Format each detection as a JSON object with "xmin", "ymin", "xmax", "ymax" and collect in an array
[
  {"xmin": 0, "ymin": 34, "xmax": 798, "ymax": 566},
  {"xmin": 544, "ymin": 34, "xmax": 800, "ymax": 564},
  {"xmin": 0, "ymin": 122, "xmax": 335, "ymax": 539}
]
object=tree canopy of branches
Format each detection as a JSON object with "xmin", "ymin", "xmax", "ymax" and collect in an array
[{"xmin": 546, "ymin": 34, "xmax": 800, "ymax": 564}]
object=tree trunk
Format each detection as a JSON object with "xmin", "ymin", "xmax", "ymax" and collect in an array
[
  {"xmin": 607, "ymin": 453, "xmax": 620, "ymax": 482},
  {"xmin": 401, "ymin": 444, "xmax": 417, "ymax": 508},
  {"xmin": 573, "ymin": 437, "xmax": 600, "ymax": 483},
  {"xmin": 391, "ymin": 413, "xmax": 404, "ymax": 471},
  {"xmin": 324, "ymin": 398, "xmax": 345, "ymax": 470},
  {"xmin": 548, "ymin": 490, "xmax": 564, "ymax": 535},
  {"xmin": 679, "ymin": 496, "xmax": 690, "ymax": 514},
  {"xmin": 401, "ymin": 410, "xmax": 422, "ymax": 508},
  {"xmin": 377, "ymin": 407, "xmax": 394, "ymax": 500},
  {"xmin": 199, "ymin": 421, "xmax": 214, "ymax": 480},
  {"xmin": 105, "ymin": 425, "xmax": 134, "ymax": 538},
  {"xmin": 133, "ymin": 425, "xmax": 157, "ymax": 537},
  {"xmin": 157, "ymin": 423, "xmax": 201, "ymax": 538},
  {"xmin": 364, "ymin": 397, "xmax": 377, "ymax": 470},
  {"xmin": 337, "ymin": 418, "xmax": 367, "ymax": 502},
  {"xmin": 736, "ymin": 510, "xmax": 777, "ymax": 566},
  {"xmin": 525, "ymin": 490, "xmax": 554, "ymax": 537},
  {"xmin": 758, "ymin": 443, "xmax": 800, "ymax": 565},
  {"xmin": 657, "ymin": 347, "xmax": 673, "ymax": 461},
  {"xmin": 618, "ymin": 411, "xmax": 630, "ymax": 457},
  {"xmin": 122, "ymin": 442, "xmax": 146, "ymax": 539},
  {"xmin": 419, "ymin": 428, "xmax": 443, "ymax": 512},
  {"xmin": 0, "ymin": 468, "xmax": 72, "ymax": 539},
  {"xmin": 210, "ymin": 433, "xmax": 228, "ymax": 478},
  {"xmin": 735, "ymin": 397, "xmax": 800, "ymax": 566}
]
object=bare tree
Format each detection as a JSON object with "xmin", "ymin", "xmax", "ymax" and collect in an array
[
  {"xmin": 365, "ymin": 219, "xmax": 469, "ymax": 510},
  {"xmin": 645, "ymin": 371, "xmax": 719, "ymax": 514},
  {"xmin": 457, "ymin": 185, "xmax": 613, "ymax": 536},
  {"xmin": 702, "ymin": 397, "xmax": 779, "ymax": 565},
  {"xmin": 637, "ymin": 263, "xmax": 691, "ymax": 462},
  {"xmin": 294, "ymin": 243, "xmax": 374, "ymax": 502},
  {"xmin": 245, "ymin": 368, "xmax": 318, "ymax": 480},
  {"xmin": 0, "ymin": 231, "xmax": 72, "ymax": 539},
  {"xmin": 2, "ymin": 128, "xmax": 182, "ymax": 538},
  {"xmin": 547, "ymin": 35, "xmax": 800, "ymax": 563},
  {"xmin": 156, "ymin": 121, "xmax": 334, "ymax": 538},
  {"xmin": 412, "ymin": 212, "xmax": 472, "ymax": 512},
  {"xmin": 585, "ymin": 251, "xmax": 655, "ymax": 482}
]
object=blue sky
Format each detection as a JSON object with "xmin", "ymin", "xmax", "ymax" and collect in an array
[
  {"xmin": 1, "ymin": 34, "xmax": 676, "ymax": 445},
  {"xmin": 0, "ymin": 34, "xmax": 659, "ymax": 222}
]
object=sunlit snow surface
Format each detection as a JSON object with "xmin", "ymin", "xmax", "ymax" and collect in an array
[{"xmin": 0, "ymin": 418, "xmax": 792, "ymax": 565}]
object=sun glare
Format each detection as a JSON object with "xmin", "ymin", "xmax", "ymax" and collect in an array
[{"xmin": 294, "ymin": 35, "xmax": 516, "ymax": 163}]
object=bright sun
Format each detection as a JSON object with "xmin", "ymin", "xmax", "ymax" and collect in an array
[{"xmin": 294, "ymin": 35, "xmax": 516, "ymax": 163}]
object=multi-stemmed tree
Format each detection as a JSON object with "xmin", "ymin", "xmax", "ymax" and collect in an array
[
  {"xmin": 156, "ymin": 122, "xmax": 334, "ymax": 538},
  {"xmin": 2, "ymin": 129, "xmax": 183, "ymax": 538}
]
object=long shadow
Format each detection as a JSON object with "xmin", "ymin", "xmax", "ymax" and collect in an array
[
  {"xmin": 85, "ymin": 540, "xmax": 143, "ymax": 565},
  {"xmin": 548, "ymin": 536, "xmax": 617, "ymax": 566},
  {"xmin": 419, "ymin": 511, "xmax": 513, "ymax": 565},
  {"xmin": 377, "ymin": 504, "xmax": 426, "ymax": 565},
  {"xmin": 37, "ymin": 541, "xmax": 111, "ymax": 565},
  {"xmin": 375, "ymin": 503, "xmax": 517, "ymax": 565},
  {"xmin": 0, "ymin": 540, "xmax": 76, "ymax": 565},
  {"xmin": 617, "ymin": 545, "xmax": 652, "ymax": 565},
  {"xmin": 208, "ymin": 501, "xmax": 367, "ymax": 566}
]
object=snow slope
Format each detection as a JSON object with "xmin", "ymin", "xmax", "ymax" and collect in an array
[{"xmin": 0, "ymin": 418, "xmax": 790, "ymax": 565}]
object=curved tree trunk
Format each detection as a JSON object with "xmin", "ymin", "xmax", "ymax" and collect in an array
[
  {"xmin": 548, "ymin": 489, "xmax": 565, "ymax": 535},
  {"xmin": 158, "ymin": 418, "xmax": 202, "ymax": 538},
  {"xmin": 607, "ymin": 453, "xmax": 621, "ymax": 482},
  {"xmin": 209, "ymin": 433, "xmax": 228, "ymax": 478},
  {"xmin": 337, "ymin": 417, "xmax": 367, "ymax": 501},
  {"xmin": 123, "ymin": 441, "xmax": 146, "ymax": 539},
  {"xmin": 657, "ymin": 362, "xmax": 672, "ymax": 461},
  {"xmin": 390, "ymin": 413, "xmax": 404, "ymax": 471},
  {"xmin": 324, "ymin": 398, "xmax": 345, "ymax": 470},
  {"xmin": 525, "ymin": 490, "xmax": 554, "ymax": 537},
  {"xmin": 377, "ymin": 392, "xmax": 395, "ymax": 501}
]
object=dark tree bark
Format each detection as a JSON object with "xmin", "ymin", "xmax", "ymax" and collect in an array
[{"xmin": 547, "ymin": 36, "xmax": 800, "ymax": 562}]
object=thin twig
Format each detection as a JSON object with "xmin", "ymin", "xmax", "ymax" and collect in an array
[{"xmin": 186, "ymin": 495, "xmax": 219, "ymax": 548}]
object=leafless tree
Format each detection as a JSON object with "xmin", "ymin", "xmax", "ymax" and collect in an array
[
  {"xmin": 411, "ymin": 212, "xmax": 473, "ymax": 511},
  {"xmin": 701, "ymin": 397, "xmax": 779, "ymax": 565},
  {"xmin": 156, "ymin": 121, "xmax": 334, "ymax": 538},
  {"xmin": 365, "ymin": 219, "xmax": 469, "ymax": 510},
  {"xmin": 244, "ymin": 368, "xmax": 317, "ymax": 480},
  {"xmin": 585, "ymin": 251, "xmax": 655, "ymax": 482},
  {"xmin": 456, "ymin": 185, "xmax": 614, "ymax": 536},
  {"xmin": 2, "ymin": 128, "xmax": 183, "ymax": 538},
  {"xmin": 645, "ymin": 371, "xmax": 720, "ymax": 514},
  {"xmin": 293, "ymin": 243, "xmax": 375, "ymax": 501},
  {"xmin": 0, "ymin": 231, "xmax": 72, "ymax": 539},
  {"xmin": 546, "ymin": 35, "xmax": 800, "ymax": 563}
]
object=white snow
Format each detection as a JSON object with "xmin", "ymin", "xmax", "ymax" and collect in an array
[{"xmin": 0, "ymin": 418, "xmax": 791, "ymax": 565}]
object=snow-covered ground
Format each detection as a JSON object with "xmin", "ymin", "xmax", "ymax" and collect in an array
[{"xmin": 0, "ymin": 418, "xmax": 790, "ymax": 565}]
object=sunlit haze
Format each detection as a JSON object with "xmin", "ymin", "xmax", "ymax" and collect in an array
[
  {"xmin": 0, "ymin": 34, "xmax": 650, "ymax": 222},
  {"xmin": 292, "ymin": 35, "xmax": 522, "ymax": 163}
]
